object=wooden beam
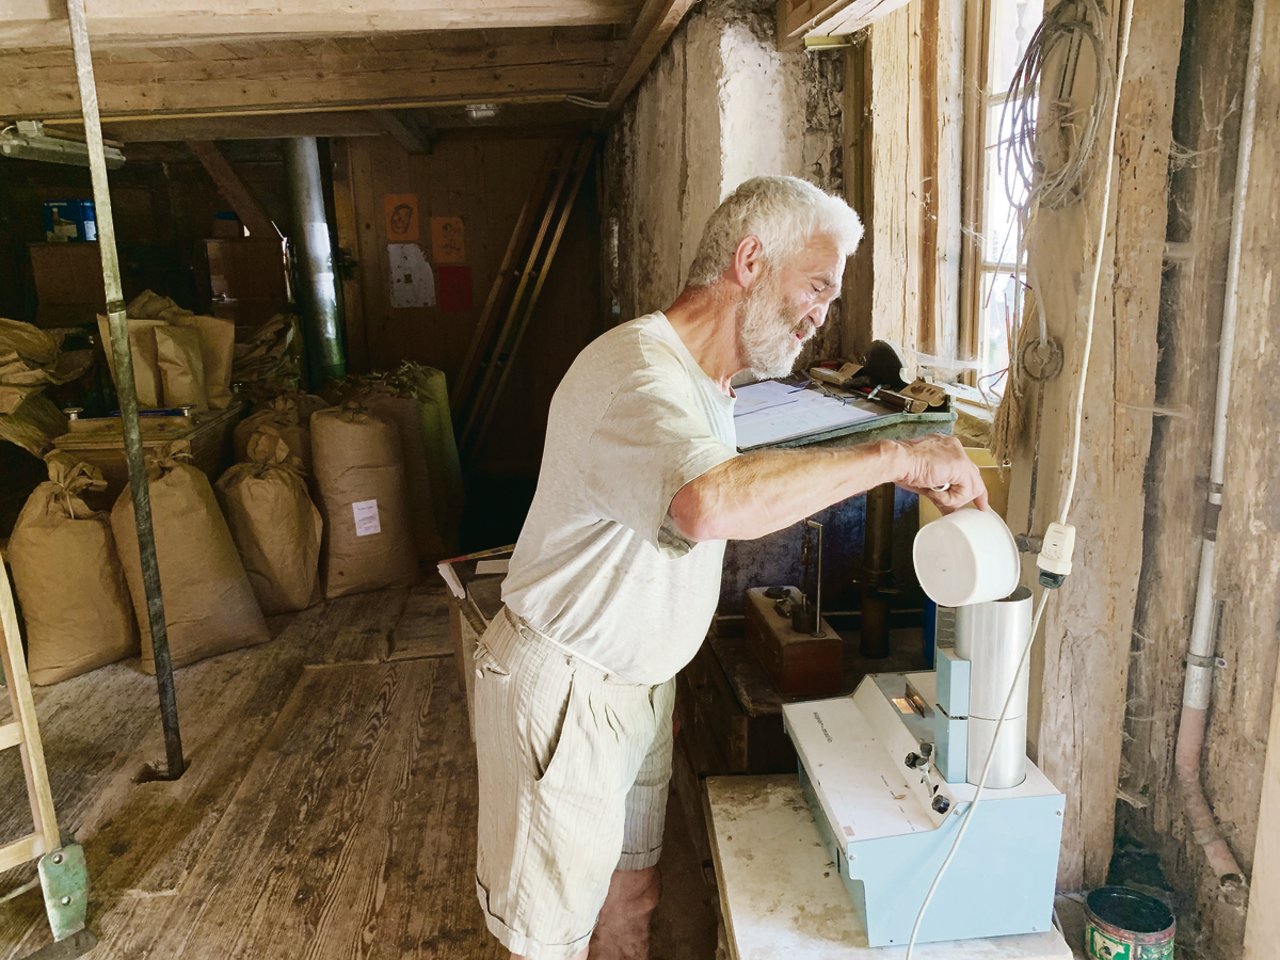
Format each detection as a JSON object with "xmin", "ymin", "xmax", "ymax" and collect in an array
[
  {"xmin": 186, "ymin": 141, "xmax": 279, "ymax": 238},
  {"xmin": 775, "ymin": 0, "xmax": 914, "ymax": 52},
  {"xmin": 0, "ymin": 31, "xmax": 619, "ymax": 120},
  {"xmin": 370, "ymin": 110, "xmax": 434, "ymax": 155},
  {"xmin": 605, "ymin": 0, "xmax": 696, "ymax": 111},
  {"xmin": 1006, "ymin": 0, "xmax": 1185, "ymax": 890},
  {"xmin": 95, "ymin": 112, "xmax": 386, "ymax": 141},
  {"xmin": 0, "ymin": 0, "xmax": 638, "ymax": 50}
]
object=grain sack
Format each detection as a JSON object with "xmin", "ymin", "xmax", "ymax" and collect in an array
[
  {"xmin": 97, "ymin": 316, "xmax": 165, "ymax": 407},
  {"xmin": 8, "ymin": 455, "xmax": 138, "ymax": 685},
  {"xmin": 232, "ymin": 392, "xmax": 326, "ymax": 471},
  {"xmin": 217, "ymin": 427, "xmax": 323, "ymax": 615},
  {"xmin": 311, "ymin": 405, "xmax": 417, "ymax": 598},
  {"xmin": 169, "ymin": 315, "xmax": 236, "ymax": 409},
  {"xmin": 399, "ymin": 364, "xmax": 464, "ymax": 554},
  {"xmin": 349, "ymin": 384, "xmax": 446, "ymax": 560},
  {"xmin": 154, "ymin": 324, "xmax": 207, "ymax": 409},
  {"xmin": 111, "ymin": 442, "xmax": 269, "ymax": 672}
]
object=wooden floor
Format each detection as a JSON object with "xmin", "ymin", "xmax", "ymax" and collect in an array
[{"xmin": 0, "ymin": 581, "xmax": 718, "ymax": 959}]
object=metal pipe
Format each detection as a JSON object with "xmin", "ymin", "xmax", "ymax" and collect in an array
[
  {"xmin": 65, "ymin": 0, "xmax": 184, "ymax": 778},
  {"xmin": 283, "ymin": 138, "xmax": 346, "ymax": 385},
  {"xmin": 1174, "ymin": 0, "xmax": 1265, "ymax": 889},
  {"xmin": 858, "ymin": 482, "xmax": 895, "ymax": 658}
]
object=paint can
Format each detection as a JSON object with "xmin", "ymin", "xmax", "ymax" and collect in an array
[{"xmin": 1084, "ymin": 886, "xmax": 1175, "ymax": 960}]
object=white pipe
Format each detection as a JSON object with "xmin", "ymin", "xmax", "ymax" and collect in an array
[{"xmin": 1175, "ymin": 0, "xmax": 1266, "ymax": 888}]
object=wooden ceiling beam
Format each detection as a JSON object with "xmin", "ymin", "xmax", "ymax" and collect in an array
[
  {"xmin": 775, "ymin": 0, "xmax": 914, "ymax": 51},
  {"xmin": 0, "ymin": 0, "xmax": 638, "ymax": 51},
  {"xmin": 605, "ymin": 0, "xmax": 697, "ymax": 111},
  {"xmin": 185, "ymin": 141, "xmax": 280, "ymax": 237},
  {"xmin": 0, "ymin": 32, "xmax": 618, "ymax": 120}
]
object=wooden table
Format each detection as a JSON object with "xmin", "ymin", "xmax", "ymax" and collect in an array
[{"xmin": 704, "ymin": 774, "xmax": 1073, "ymax": 960}]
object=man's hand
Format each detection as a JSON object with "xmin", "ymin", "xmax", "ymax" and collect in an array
[{"xmin": 891, "ymin": 435, "xmax": 990, "ymax": 513}]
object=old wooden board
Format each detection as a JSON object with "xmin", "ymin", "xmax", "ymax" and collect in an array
[
  {"xmin": 389, "ymin": 582, "xmax": 455, "ymax": 661},
  {"xmin": 704, "ymin": 775, "xmax": 1073, "ymax": 960}
]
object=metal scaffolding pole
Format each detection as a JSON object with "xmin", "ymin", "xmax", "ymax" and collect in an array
[{"xmin": 65, "ymin": 0, "xmax": 185, "ymax": 779}]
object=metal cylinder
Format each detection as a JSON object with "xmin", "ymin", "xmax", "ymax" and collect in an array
[
  {"xmin": 955, "ymin": 586, "xmax": 1032, "ymax": 787},
  {"xmin": 283, "ymin": 137, "xmax": 346, "ymax": 385}
]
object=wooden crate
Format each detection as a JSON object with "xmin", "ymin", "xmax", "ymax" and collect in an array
[{"xmin": 51, "ymin": 401, "xmax": 243, "ymax": 501}]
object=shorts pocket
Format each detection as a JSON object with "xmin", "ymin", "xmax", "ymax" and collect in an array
[{"xmin": 529, "ymin": 672, "xmax": 579, "ymax": 786}]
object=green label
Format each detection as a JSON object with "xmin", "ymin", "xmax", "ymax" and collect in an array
[{"xmin": 1087, "ymin": 924, "xmax": 1131, "ymax": 960}]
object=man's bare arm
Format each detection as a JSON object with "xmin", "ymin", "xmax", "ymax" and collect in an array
[{"xmin": 669, "ymin": 434, "xmax": 988, "ymax": 542}]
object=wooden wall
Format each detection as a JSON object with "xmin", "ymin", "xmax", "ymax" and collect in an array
[
  {"xmin": 333, "ymin": 132, "xmax": 606, "ymax": 475},
  {"xmin": 1002, "ymin": 0, "xmax": 1183, "ymax": 891},
  {"xmin": 840, "ymin": 0, "xmax": 963, "ymax": 364}
]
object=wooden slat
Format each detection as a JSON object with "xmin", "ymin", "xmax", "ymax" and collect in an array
[
  {"xmin": 95, "ymin": 112, "xmax": 386, "ymax": 141},
  {"xmin": 186, "ymin": 141, "xmax": 279, "ymax": 239},
  {"xmin": 776, "ymin": 0, "xmax": 914, "ymax": 50},
  {"xmin": 0, "ymin": 719, "xmax": 22, "ymax": 751},
  {"xmin": 0, "ymin": 834, "xmax": 46, "ymax": 874},
  {"xmin": 0, "ymin": 547, "xmax": 60, "ymax": 862},
  {"xmin": 1, "ymin": 30, "xmax": 620, "ymax": 120},
  {"xmin": 0, "ymin": 0, "xmax": 639, "ymax": 50},
  {"xmin": 370, "ymin": 109, "xmax": 434, "ymax": 155},
  {"xmin": 606, "ymin": 0, "xmax": 697, "ymax": 110}
]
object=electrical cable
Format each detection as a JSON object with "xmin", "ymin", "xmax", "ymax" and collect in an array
[
  {"xmin": 905, "ymin": 590, "xmax": 1051, "ymax": 956},
  {"xmin": 902, "ymin": 1, "xmax": 1137, "ymax": 954}
]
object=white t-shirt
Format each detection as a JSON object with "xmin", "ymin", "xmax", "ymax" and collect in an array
[{"xmin": 501, "ymin": 312, "xmax": 738, "ymax": 684}]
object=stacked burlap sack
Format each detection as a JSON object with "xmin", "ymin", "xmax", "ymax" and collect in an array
[
  {"xmin": 217, "ymin": 426, "xmax": 323, "ymax": 615},
  {"xmin": 0, "ymin": 317, "xmax": 92, "ymax": 455},
  {"xmin": 7, "ymin": 454, "xmax": 138, "ymax": 685},
  {"xmin": 112, "ymin": 441, "xmax": 269, "ymax": 673},
  {"xmin": 97, "ymin": 291, "xmax": 235, "ymax": 410},
  {"xmin": 321, "ymin": 362, "xmax": 463, "ymax": 559},
  {"xmin": 311, "ymin": 404, "xmax": 418, "ymax": 598},
  {"xmin": 232, "ymin": 391, "xmax": 327, "ymax": 473},
  {"xmin": 232, "ymin": 313, "xmax": 303, "ymax": 404}
]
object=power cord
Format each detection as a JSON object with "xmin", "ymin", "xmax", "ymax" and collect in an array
[{"xmin": 902, "ymin": 0, "xmax": 1138, "ymax": 953}]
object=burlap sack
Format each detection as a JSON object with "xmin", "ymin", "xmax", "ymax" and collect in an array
[
  {"xmin": 169, "ymin": 315, "xmax": 235, "ymax": 409},
  {"xmin": 111, "ymin": 442, "xmax": 269, "ymax": 672},
  {"xmin": 155, "ymin": 325, "xmax": 207, "ymax": 409},
  {"xmin": 232, "ymin": 392, "xmax": 327, "ymax": 471},
  {"xmin": 216, "ymin": 427, "xmax": 323, "ymax": 615},
  {"xmin": 311, "ymin": 405, "xmax": 417, "ymax": 598},
  {"xmin": 351, "ymin": 384, "xmax": 446, "ymax": 560},
  {"xmin": 97, "ymin": 316, "xmax": 165, "ymax": 407},
  {"xmin": 8, "ymin": 455, "xmax": 138, "ymax": 684}
]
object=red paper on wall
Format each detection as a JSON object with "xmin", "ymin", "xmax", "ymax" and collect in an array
[{"xmin": 436, "ymin": 265, "xmax": 473, "ymax": 313}]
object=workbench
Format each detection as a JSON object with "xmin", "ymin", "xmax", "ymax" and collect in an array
[{"xmin": 704, "ymin": 774, "xmax": 1073, "ymax": 960}]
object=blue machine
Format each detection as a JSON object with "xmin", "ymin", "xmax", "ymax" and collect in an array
[{"xmin": 782, "ymin": 645, "xmax": 1065, "ymax": 946}]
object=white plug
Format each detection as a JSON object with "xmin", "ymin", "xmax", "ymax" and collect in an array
[{"xmin": 1037, "ymin": 522, "xmax": 1076, "ymax": 588}]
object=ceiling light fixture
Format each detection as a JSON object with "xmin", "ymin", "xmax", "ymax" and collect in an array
[
  {"xmin": 0, "ymin": 120, "xmax": 125, "ymax": 169},
  {"xmin": 464, "ymin": 103, "xmax": 500, "ymax": 122}
]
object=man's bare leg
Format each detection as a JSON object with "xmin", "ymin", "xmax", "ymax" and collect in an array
[{"xmin": 587, "ymin": 866, "xmax": 661, "ymax": 960}]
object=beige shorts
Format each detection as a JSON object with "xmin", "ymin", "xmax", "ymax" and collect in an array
[{"xmin": 473, "ymin": 607, "xmax": 676, "ymax": 960}]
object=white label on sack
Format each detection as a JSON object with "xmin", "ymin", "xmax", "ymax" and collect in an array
[{"xmin": 352, "ymin": 499, "xmax": 382, "ymax": 537}]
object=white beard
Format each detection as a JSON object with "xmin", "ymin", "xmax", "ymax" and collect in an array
[{"xmin": 737, "ymin": 272, "xmax": 808, "ymax": 378}]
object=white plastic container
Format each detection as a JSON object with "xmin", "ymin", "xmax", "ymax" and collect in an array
[{"xmin": 912, "ymin": 507, "xmax": 1020, "ymax": 607}]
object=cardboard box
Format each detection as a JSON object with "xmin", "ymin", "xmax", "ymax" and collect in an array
[
  {"xmin": 42, "ymin": 199, "xmax": 97, "ymax": 242},
  {"xmin": 29, "ymin": 242, "xmax": 106, "ymax": 327}
]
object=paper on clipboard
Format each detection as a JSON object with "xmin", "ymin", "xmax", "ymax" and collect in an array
[{"xmin": 733, "ymin": 381, "xmax": 879, "ymax": 449}]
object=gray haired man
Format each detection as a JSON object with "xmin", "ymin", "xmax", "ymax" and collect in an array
[{"xmin": 473, "ymin": 176, "xmax": 987, "ymax": 960}]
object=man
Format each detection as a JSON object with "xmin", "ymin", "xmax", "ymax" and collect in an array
[{"xmin": 473, "ymin": 176, "xmax": 987, "ymax": 960}]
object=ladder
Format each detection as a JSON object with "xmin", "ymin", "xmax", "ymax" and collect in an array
[{"xmin": 0, "ymin": 546, "xmax": 92, "ymax": 954}]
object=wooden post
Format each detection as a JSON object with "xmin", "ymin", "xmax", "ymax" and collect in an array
[{"xmin": 1005, "ymin": 0, "xmax": 1184, "ymax": 889}]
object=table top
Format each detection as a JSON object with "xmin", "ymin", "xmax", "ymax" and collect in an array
[{"xmin": 704, "ymin": 774, "xmax": 1073, "ymax": 960}]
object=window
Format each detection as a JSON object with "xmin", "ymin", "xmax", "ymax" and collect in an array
[{"xmin": 961, "ymin": 0, "xmax": 1043, "ymax": 398}]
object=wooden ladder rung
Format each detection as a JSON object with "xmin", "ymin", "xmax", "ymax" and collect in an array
[
  {"xmin": 0, "ymin": 720, "xmax": 21, "ymax": 751},
  {"xmin": 0, "ymin": 833, "xmax": 45, "ymax": 874}
]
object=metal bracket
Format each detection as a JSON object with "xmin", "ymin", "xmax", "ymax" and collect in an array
[
  {"xmin": 37, "ymin": 845, "xmax": 89, "ymax": 942},
  {"xmin": 1185, "ymin": 652, "xmax": 1227, "ymax": 670}
]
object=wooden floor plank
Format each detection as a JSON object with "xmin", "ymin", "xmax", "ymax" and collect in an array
[
  {"xmin": 388, "ymin": 582, "xmax": 455, "ymax": 661},
  {"xmin": 0, "ymin": 585, "xmax": 717, "ymax": 960}
]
